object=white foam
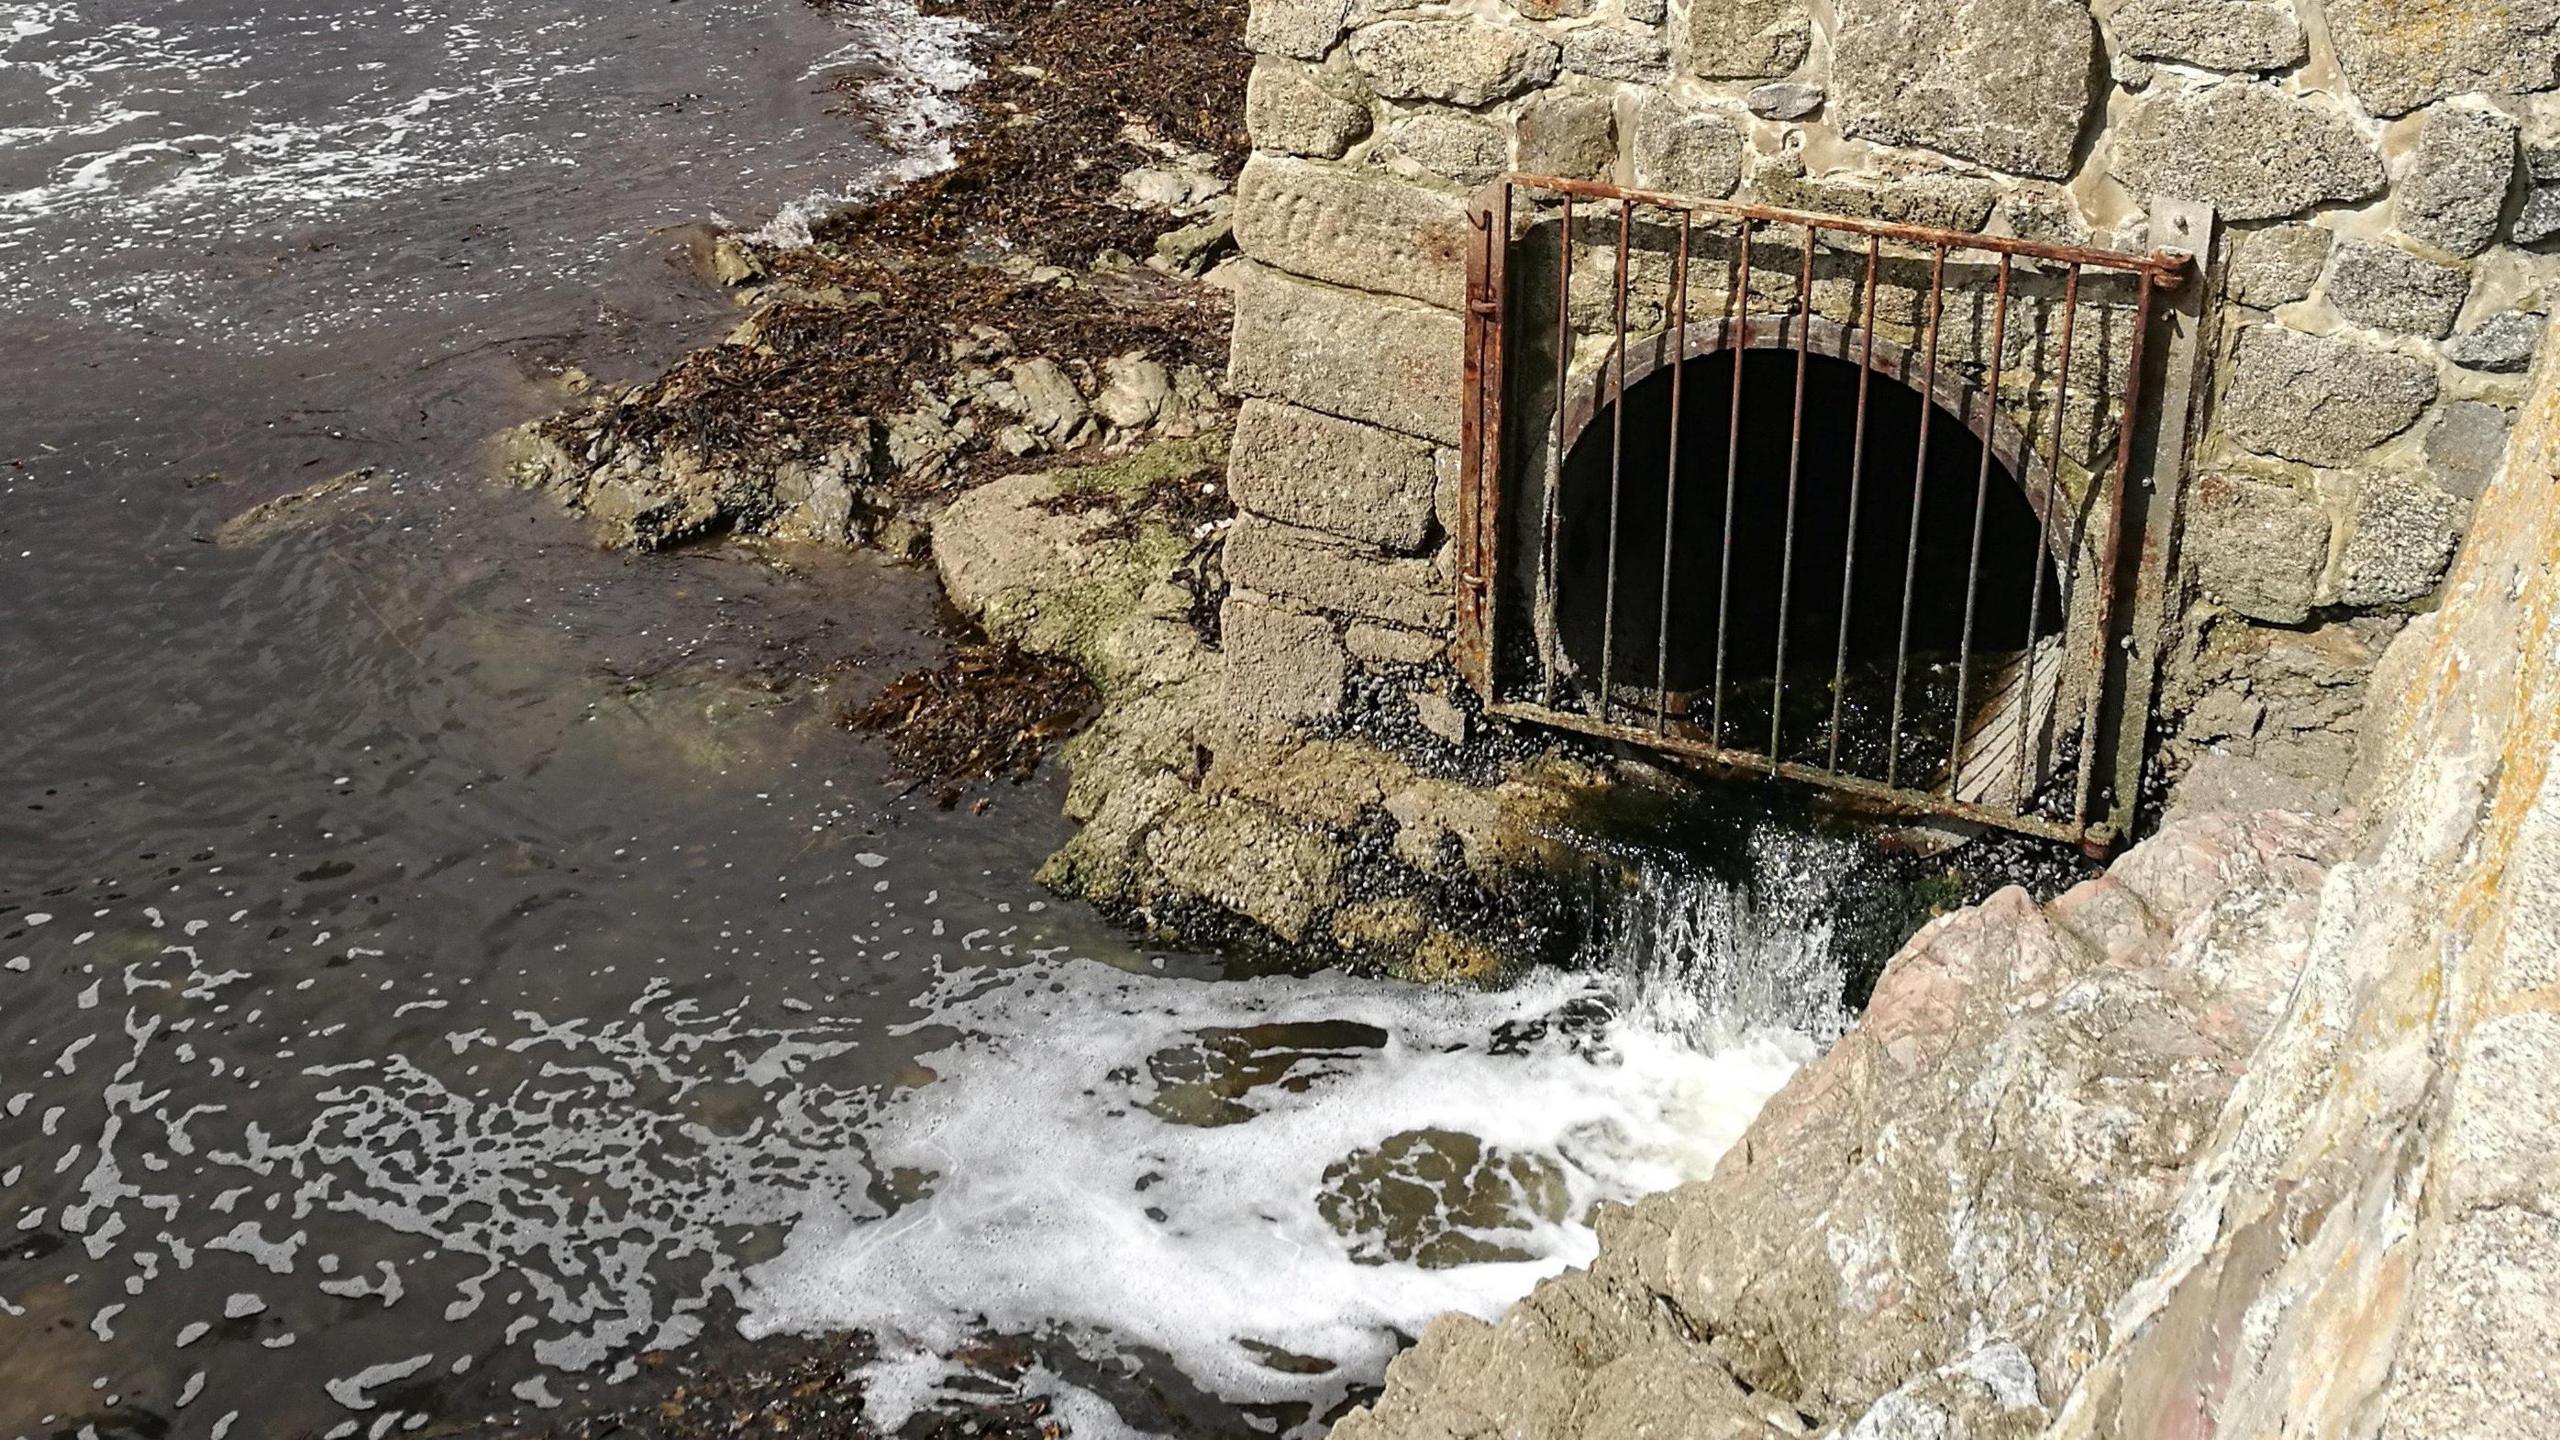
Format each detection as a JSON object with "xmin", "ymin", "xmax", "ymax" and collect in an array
[
  {"xmin": 748, "ymin": 1, "xmax": 980, "ymax": 249},
  {"xmin": 740, "ymin": 954, "xmax": 1818, "ymax": 1432}
]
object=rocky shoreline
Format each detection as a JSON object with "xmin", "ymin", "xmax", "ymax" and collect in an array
[{"xmin": 505, "ymin": 0, "xmax": 1712, "ymax": 980}]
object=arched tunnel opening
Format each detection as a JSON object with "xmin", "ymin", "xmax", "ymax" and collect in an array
[{"xmin": 1551, "ymin": 346, "xmax": 2068, "ymax": 787}]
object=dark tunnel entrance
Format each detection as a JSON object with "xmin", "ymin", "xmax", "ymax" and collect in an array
[{"xmin": 1550, "ymin": 346, "xmax": 2067, "ymax": 789}]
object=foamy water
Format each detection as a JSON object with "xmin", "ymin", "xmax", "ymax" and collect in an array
[
  {"xmin": 0, "ymin": 0, "xmax": 976, "ymax": 340},
  {"xmin": 741, "ymin": 958, "xmax": 1816, "ymax": 1434},
  {"xmin": 2, "ymin": 846, "xmax": 1839, "ymax": 1438}
]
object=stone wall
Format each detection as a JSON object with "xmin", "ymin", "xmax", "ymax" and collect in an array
[
  {"xmin": 1323, "ymin": 317, "xmax": 2560, "ymax": 1440},
  {"xmin": 1225, "ymin": 0, "xmax": 2560, "ymax": 815}
]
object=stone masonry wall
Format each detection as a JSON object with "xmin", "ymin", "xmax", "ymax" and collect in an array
[{"xmin": 1224, "ymin": 0, "xmax": 2560, "ymax": 815}]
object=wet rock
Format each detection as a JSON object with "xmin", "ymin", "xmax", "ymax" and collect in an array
[
  {"xmin": 1244, "ymin": 58, "xmax": 1372, "ymax": 159},
  {"xmin": 1515, "ymin": 92, "xmax": 1619, "ymax": 182},
  {"xmin": 1227, "ymin": 399, "xmax": 1440, "ymax": 552},
  {"xmin": 1225, "ymin": 514, "xmax": 1450, "ymax": 630},
  {"xmin": 2423, "ymin": 401, "xmax": 2515, "ymax": 501},
  {"xmin": 2339, "ymin": 469, "xmax": 2465, "ymax": 607},
  {"xmin": 1632, "ymin": 97, "xmax": 1747, "ymax": 198},
  {"xmin": 2396, "ymin": 106, "xmax": 2518, "ymax": 258},
  {"xmin": 1381, "ymin": 107, "xmax": 1510, "ymax": 185},
  {"xmin": 2096, "ymin": 0, "xmax": 2306, "ymax": 72},
  {"xmin": 2440, "ymin": 310, "xmax": 2545, "ymax": 373},
  {"xmin": 1318, "ymin": 1129, "xmax": 1568, "ymax": 1267},
  {"xmin": 1745, "ymin": 81, "xmax": 1824, "ymax": 121},
  {"xmin": 1681, "ymin": 0, "xmax": 1812, "ymax": 79},
  {"xmin": 2218, "ymin": 325, "xmax": 2438, "ymax": 466},
  {"xmin": 1142, "ymin": 797, "xmax": 1345, "ymax": 943},
  {"xmin": 212, "ymin": 467, "xmax": 379, "ymax": 548},
  {"xmin": 2225, "ymin": 223, "xmax": 2331, "ymax": 308},
  {"xmin": 2187, "ymin": 472, "xmax": 2332, "ymax": 625},
  {"xmin": 1831, "ymin": 0, "xmax": 2098, "ymax": 180},
  {"xmin": 710, "ymin": 235, "xmax": 767, "ymax": 287},
  {"xmin": 2107, "ymin": 81, "xmax": 2385, "ymax": 221},
  {"xmin": 2326, "ymin": 0, "xmax": 2560, "ymax": 116},
  {"xmin": 1561, "ymin": 25, "xmax": 1670, "ymax": 83},
  {"xmin": 1347, "ymin": 18, "xmax": 1561, "ymax": 106},
  {"xmin": 1247, "ymin": 0, "xmax": 1354, "ymax": 61},
  {"xmin": 2324, "ymin": 239, "xmax": 2471, "ymax": 339},
  {"xmin": 1233, "ymin": 156, "xmax": 1474, "ymax": 310},
  {"xmin": 1229, "ymin": 262, "xmax": 1466, "ymax": 445},
  {"xmin": 1221, "ymin": 594, "xmax": 1348, "ymax": 731}
]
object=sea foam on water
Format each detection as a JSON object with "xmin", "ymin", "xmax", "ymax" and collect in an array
[{"xmin": 742, "ymin": 841, "xmax": 1848, "ymax": 1436}]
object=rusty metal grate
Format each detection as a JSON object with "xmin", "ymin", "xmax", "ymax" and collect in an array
[{"xmin": 1454, "ymin": 175, "xmax": 2203, "ymax": 851}]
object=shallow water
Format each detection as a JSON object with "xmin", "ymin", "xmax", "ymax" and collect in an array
[{"xmin": 3, "ymin": 4, "xmax": 1837, "ymax": 1435}]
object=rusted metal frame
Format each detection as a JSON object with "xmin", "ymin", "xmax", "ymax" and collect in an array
[
  {"xmin": 2072, "ymin": 269, "xmax": 2161, "ymax": 829},
  {"xmin": 1538, "ymin": 194, "xmax": 1575, "ymax": 707},
  {"xmin": 1509, "ymin": 173, "xmax": 2189, "ymax": 288},
  {"xmin": 1655, "ymin": 211, "xmax": 1692, "ymax": 735},
  {"xmin": 1456, "ymin": 181, "xmax": 1512, "ymax": 700},
  {"xmin": 1885, "ymin": 244, "xmax": 1951, "ymax": 791},
  {"xmin": 2013, "ymin": 263, "xmax": 2079, "ymax": 804},
  {"xmin": 1597, "ymin": 198, "xmax": 1636, "ymax": 722},
  {"xmin": 1711, "ymin": 218, "xmax": 1753, "ymax": 747},
  {"xmin": 1769, "ymin": 224, "xmax": 1817, "ymax": 763},
  {"xmin": 1826, "ymin": 236, "xmax": 1882, "ymax": 772},
  {"xmin": 1486, "ymin": 700, "xmax": 2100, "ymax": 846},
  {"xmin": 1946, "ymin": 253, "xmax": 2015, "ymax": 801},
  {"xmin": 2091, "ymin": 199, "xmax": 2220, "ymax": 852}
]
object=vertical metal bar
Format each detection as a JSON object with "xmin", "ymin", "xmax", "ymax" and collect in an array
[
  {"xmin": 1598, "ymin": 198, "xmax": 1634, "ymax": 721},
  {"xmin": 2013, "ymin": 262, "xmax": 2078, "ymax": 804},
  {"xmin": 2072, "ymin": 272, "xmax": 2159, "ymax": 829},
  {"xmin": 1711, "ymin": 219, "xmax": 1752, "ymax": 748},
  {"xmin": 1459, "ymin": 200, "xmax": 1491, "ymax": 691},
  {"xmin": 1946, "ymin": 253, "xmax": 2013, "ymax": 794},
  {"xmin": 1770, "ymin": 224, "xmax": 1817, "ymax": 763},
  {"xmin": 1885, "ymin": 245, "xmax": 1949, "ymax": 792},
  {"xmin": 1540, "ymin": 195, "xmax": 1574, "ymax": 707},
  {"xmin": 1827, "ymin": 235, "xmax": 1881, "ymax": 773},
  {"xmin": 1477, "ymin": 181, "xmax": 1513, "ymax": 701},
  {"xmin": 1655, "ymin": 211, "xmax": 1692, "ymax": 735}
]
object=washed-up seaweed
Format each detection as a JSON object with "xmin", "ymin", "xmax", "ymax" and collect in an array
[{"xmin": 843, "ymin": 639, "xmax": 1101, "ymax": 805}]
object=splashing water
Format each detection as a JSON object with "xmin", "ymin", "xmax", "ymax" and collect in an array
[
  {"xmin": 736, "ymin": 834, "xmax": 1855, "ymax": 1436},
  {"xmin": 1580, "ymin": 827, "xmax": 1858, "ymax": 1048}
]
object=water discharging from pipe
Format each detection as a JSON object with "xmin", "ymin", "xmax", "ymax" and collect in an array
[{"xmin": 738, "ymin": 832, "xmax": 1855, "ymax": 1436}]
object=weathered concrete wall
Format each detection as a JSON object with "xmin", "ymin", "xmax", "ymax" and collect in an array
[
  {"xmin": 1325, "ymin": 319, "xmax": 2560, "ymax": 1440},
  {"xmin": 1227, "ymin": 0, "xmax": 2559, "ymax": 815}
]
